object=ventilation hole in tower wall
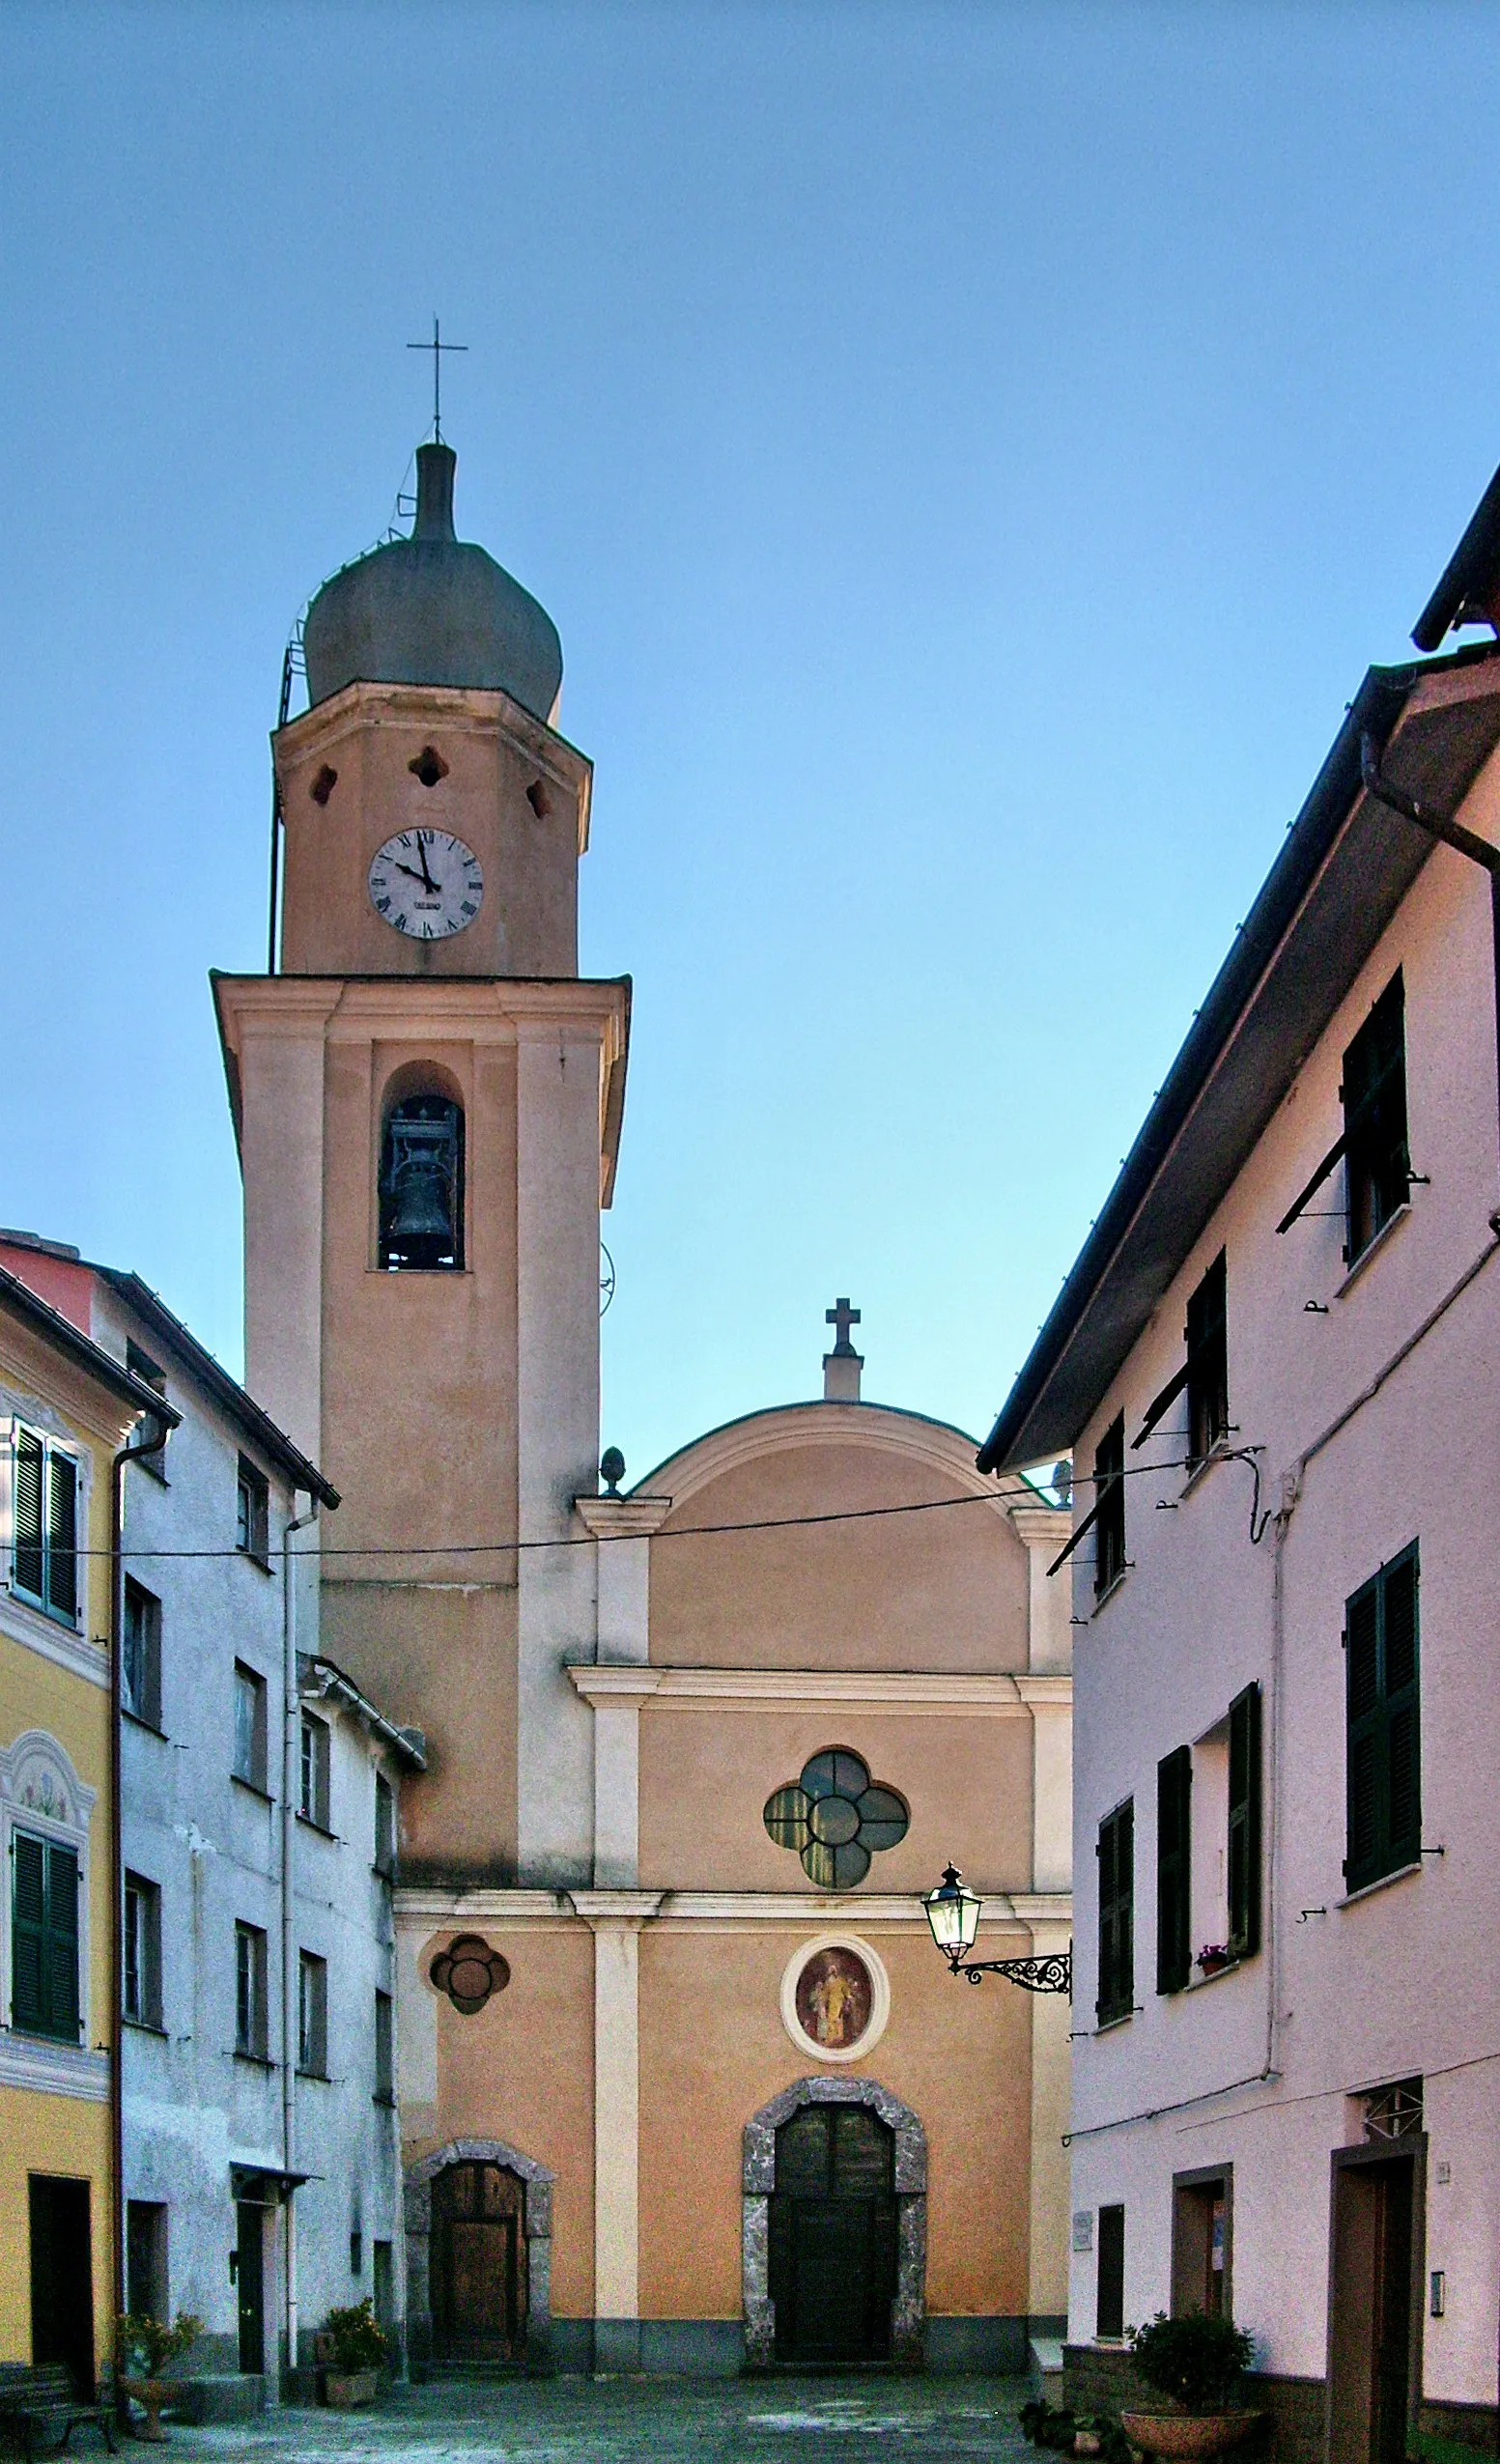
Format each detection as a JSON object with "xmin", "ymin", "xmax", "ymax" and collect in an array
[
  {"xmin": 409, "ymin": 746, "xmax": 449, "ymax": 788},
  {"xmin": 310, "ymin": 765, "xmax": 339, "ymax": 807},
  {"xmin": 525, "ymin": 779, "xmax": 551, "ymax": 819}
]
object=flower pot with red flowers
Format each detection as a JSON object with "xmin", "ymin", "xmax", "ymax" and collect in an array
[{"xmin": 1196, "ymin": 1944, "xmax": 1236, "ymax": 1978}]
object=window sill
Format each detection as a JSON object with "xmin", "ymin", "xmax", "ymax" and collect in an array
[
  {"xmin": 123, "ymin": 2014, "xmax": 167, "ymax": 2038},
  {"xmin": 234, "ymin": 2048, "xmax": 275, "ymax": 2069},
  {"xmin": 1178, "ymin": 1436, "xmax": 1238, "ymax": 1502},
  {"xmin": 372, "ymin": 1862, "xmax": 397, "ymax": 1884},
  {"xmin": 1336, "ymin": 1201, "xmax": 1410, "ymax": 1299},
  {"xmin": 235, "ymin": 1549, "xmax": 273, "ymax": 1576},
  {"xmin": 232, "ymin": 1774, "xmax": 274, "ymax": 1806},
  {"xmin": 7, "ymin": 1588, "xmax": 81, "ymax": 1635},
  {"xmin": 296, "ymin": 2066, "xmax": 330, "ymax": 2083},
  {"xmin": 296, "ymin": 1813, "xmax": 337, "ymax": 1841},
  {"xmin": 1339, "ymin": 1859, "xmax": 1422, "ymax": 1910},
  {"xmin": 1093, "ymin": 2010, "xmax": 1135, "ymax": 2034},
  {"xmin": 372, "ymin": 2091, "xmax": 398, "ymax": 2110},
  {"xmin": 1089, "ymin": 1567, "xmax": 1133, "ymax": 1619},
  {"xmin": 1184, "ymin": 1956, "xmax": 1246, "ymax": 1990},
  {"xmin": 10, "ymin": 2024, "xmax": 83, "ymax": 2049},
  {"xmin": 122, "ymin": 1709, "xmax": 167, "ymax": 1741}
]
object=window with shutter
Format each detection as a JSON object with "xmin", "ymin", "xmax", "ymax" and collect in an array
[
  {"xmin": 1344, "ymin": 973, "xmax": 1410, "ymax": 1263},
  {"xmin": 13, "ymin": 1430, "xmax": 43, "ymax": 1603},
  {"xmin": 9, "ymin": 1430, "xmax": 82, "ymax": 1627},
  {"xmin": 46, "ymin": 1452, "xmax": 77, "ymax": 1621},
  {"xmin": 12, "ymin": 1833, "xmax": 79, "ymax": 2041},
  {"xmin": 1185, "ymin": 1253, "xmax": 1229, "ymax": 1467},
  {"xmin": 1344, "ymin": 1544, "xmax": 1421, "ymax": 1893},
  {"xmin": 1156, "ymin": 1747, "xmax": 1192, "ymax": 1993},
  {"xmin": 1096, "ymin": 1798, "xmax": 1135, "ymax": 2025},
  {"xmin": 1094, "ymin": 1416, "xmax": 1126, "ymax": 1597},
  {"xmin": 1227, "ymin": 1685, "xmax": 1262, "ymax": 1955}
]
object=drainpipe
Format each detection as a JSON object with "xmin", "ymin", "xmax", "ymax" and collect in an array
[
  {"xmin": 110, "ymin": 1409, "xmax": 171, "ymax": 2371},
  {"xmin": 281, "ymin": 1501, "xmax": 317, "ymax": 2398}
]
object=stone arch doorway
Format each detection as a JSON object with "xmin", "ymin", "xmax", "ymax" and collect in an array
[
  {"xmin": 743, "ymin": 2079, "xmax": 926, "ymax": 2369},
  {"xmin": 405, "ymin": 2138, "xmax": 552, "ymax": 2374}
]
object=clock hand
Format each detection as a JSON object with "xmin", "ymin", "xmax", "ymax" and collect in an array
[
  {"xmin": 384, "ymin": 859, "xmax": 431, "ymax": 888},
  {"xmin": 415, "ymin": 836, "xmax": 439, "ymax": 893}
]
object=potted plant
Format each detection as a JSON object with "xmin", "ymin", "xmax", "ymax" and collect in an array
[
  {"xmin": 1196, "ymin": 1944, "xmax": 1235, "ymax": 1977},
  {"xmin": 116, "ymin": 2313, "xmax": 202, "ymax": 2443},
  {"xmin": 1120, "ymin": 2311, "xmax": 1259, "ymax": 2458},
  {"xmin": 321, "ymin": 2299, "xmax": 388, "ymax": 2408}
]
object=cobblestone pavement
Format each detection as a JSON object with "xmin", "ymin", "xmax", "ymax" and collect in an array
[{"xmin": 162, "ymin": 2373, "xmax": 1033, "ymax": 2464}]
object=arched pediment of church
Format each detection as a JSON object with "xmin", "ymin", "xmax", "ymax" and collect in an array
[{"xmin": 640, "ymin": 1402, "xmax": 1033, "ymax": 1674}]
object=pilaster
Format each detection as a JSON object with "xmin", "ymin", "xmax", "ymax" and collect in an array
[{"xmin": 569, "ymin": 1891, "xmax": 663, "ymax": 2362}]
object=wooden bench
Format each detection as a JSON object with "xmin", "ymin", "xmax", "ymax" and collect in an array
[{"xmin": 0, "ymin": 2366, "xmax": 117, "ymax": 2460}]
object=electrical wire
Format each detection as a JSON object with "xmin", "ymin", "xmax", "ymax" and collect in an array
[{"xmin": 71, "ymin": 1457, "xmax": 1198, "ymax": 1561}]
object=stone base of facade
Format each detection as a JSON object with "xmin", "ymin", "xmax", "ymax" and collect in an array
[
  {"xmin": 532, "ymin": 2315, "xmax": 1037, "ymax": 2376},
  {"xmin": 1419, "ymin": 2399, "xmax": 1500, "ymax": 2453},
  {"xmin": 168, "ymin": 2372, "xmax": 266, "ymax": 2422}
]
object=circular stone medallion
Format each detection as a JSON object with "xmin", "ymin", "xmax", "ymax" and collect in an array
[{"xmin": 779, "ymin": 1934, "xmax": 891, "ymax": 2065}]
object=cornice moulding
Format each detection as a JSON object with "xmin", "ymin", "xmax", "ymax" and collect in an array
[
  {"xmin": 566, "ymin": 1664, "xmax": 1065, "ymax": 1714},
  {"xmin": 573, "ymin": 1495, "xmax": 674, "ymax": 1540},
  {"xmin": 392, "ymin": 1885, "xmax": 1072, "ymax": 1931}
]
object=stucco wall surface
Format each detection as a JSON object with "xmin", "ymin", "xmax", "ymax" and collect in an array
[{"xmin": 1063, "ymin": 757, "xmax": 1500, "ymax": 2407}]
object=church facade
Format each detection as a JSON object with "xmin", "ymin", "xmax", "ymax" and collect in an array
[{"xmin": 215, "ymin": 436, "xmax": 1072, "ymax": 2373}]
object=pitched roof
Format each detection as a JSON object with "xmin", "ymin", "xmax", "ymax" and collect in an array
[
  {"xmin": 96, "ymin": 1268, "xmax": 338, "ymax": 1510},
  {"xmin": 0, "ymin": 1264, "xmax": 182, "ymax": 1430},
  {"xmin": 977, "ymin": 642, "xmax": 1500, "ymax": 1476}
]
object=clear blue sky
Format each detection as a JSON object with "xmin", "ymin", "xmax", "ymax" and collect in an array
[{"xmin": 2, "ymin": 2, "xmax": 1496, "ymax": 1479}]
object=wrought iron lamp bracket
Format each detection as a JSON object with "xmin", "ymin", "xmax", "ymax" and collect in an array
[{"xmin": 944, "ymin": 1947, "xmax": 1072, "ymax": 1997}]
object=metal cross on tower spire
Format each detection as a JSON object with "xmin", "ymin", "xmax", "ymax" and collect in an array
[
  {"xmin": 407, "ymin": 315, "xmax": 468, "ymax": 443},
  {"xmin": 825, "ymin": 1297, "xmax": 862, "ymax": 1356}
]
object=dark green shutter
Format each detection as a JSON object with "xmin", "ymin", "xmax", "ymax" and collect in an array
[
  {"xmin": 13, "ymin": 1431, "xmax": 43, "ymax": 1601},
  {"xmin": 1096, "ymin": 1800, "xmax": 1134, "ymax": 2024},
  {"xmin": 1344, "ymin": 1546, "xmax": 1420, "ymax": 1892},
  {"xmin": 1228, "ymin": 1684, "xmax": 1262, "ymax": 1955},
  {"xmin": 1156, "ymin": 1747, "xmax": 1192, "ymax": 1992},
  {"xmin": 46, "ymin": 1452, "xmax": 77, "ymax": 1621},
  {"xmin": 46, "ymin": 1846, "xmax": 78, "ymax": 2038},
  {"xmin": 12, "ymin": 1832, "xmax": 45, "ymax": 2029}
]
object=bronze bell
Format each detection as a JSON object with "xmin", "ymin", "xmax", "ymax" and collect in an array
[{"xmin": 386, "ymin": 1155, "xmax": 452, "ymax": 1246}]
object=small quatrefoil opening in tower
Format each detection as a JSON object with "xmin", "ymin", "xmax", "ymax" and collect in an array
[
  {"xmin": 310, "ymin": 765, "xmax": 338, "ymax": 807},
  {"xmin": 764, "ymin": 1749, "xmax": 909, "ymax": 1888},
  {"xmin": 409, "ymin": 745, "xmax": 450, "ymax": 788}
]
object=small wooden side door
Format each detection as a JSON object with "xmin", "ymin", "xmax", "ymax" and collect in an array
[{"xmin": 432, "ymin": 2163, "xmax": 527, "ymax": 2363}]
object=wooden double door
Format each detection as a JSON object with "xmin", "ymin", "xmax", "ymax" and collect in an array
[
  {"xmin": 432, "ymin": 2162, "xmax": 527, "ymax": 2364},
  {"xmin": 768, "ymin": 2105, "xmax": 899, "ymax": 2366}
]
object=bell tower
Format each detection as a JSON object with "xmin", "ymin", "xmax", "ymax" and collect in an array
[{"xmin": 214, "ymin": 441, "xmax": 629, "ymax": 1887}]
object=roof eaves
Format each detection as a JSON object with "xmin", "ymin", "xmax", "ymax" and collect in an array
[
  {"xmin": 0, "ymin": 1265, "xmax": 182, "ymax": 1428},
  {"xmin": 977, "ymin": 642, "xmax": 1500, "ymax": 1478},
  {"xmin": 95, "ymin": 1268, "xmax": 338, "ymax": 1509},
  {"xmin": 1414, "ymin": 461, "xmax": 1500, "ymax": 654}
]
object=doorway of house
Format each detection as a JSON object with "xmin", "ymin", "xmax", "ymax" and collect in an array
[
  {"xmin": 431, "ymin": 2162, "xmax": 527, "ymax": 2364},
  {"xmin": 29, "ymin": 2176, "xmax": 95, "ymax": 2396},
  {"xmin": 1328, "ymin": 2148, "xmax": 1420, "ymax": 2464},
  {"xmin": 767, "ymin": 2103, "xmax": 898, "ymax": 2365},
  {"xmin": 235, "ymin": 2201, "xmax": 266, "ymax": 2375}
]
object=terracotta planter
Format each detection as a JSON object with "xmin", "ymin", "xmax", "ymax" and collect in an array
[
  {"xmin": 119, "ymin": 2377, "xmax": 181, "ymax": 2443},
  {"xmin": 324, "ymin": 2368, "xmax": 380, "ymax": 2409},
  {"xmin": 1121, "ymin": 2413, "xmax": 1262, "ymax": 2459}
]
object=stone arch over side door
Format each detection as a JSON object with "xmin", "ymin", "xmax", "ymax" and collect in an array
[
  {"xmin": 742, "ymin": 2077, "xmax": 927, "ymax": 2368},
  {"xmin": 405, "ymin": 2138, "xmax": 554, "ymax": 2374}
]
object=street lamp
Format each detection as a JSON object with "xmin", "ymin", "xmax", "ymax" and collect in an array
[{"xmin": 923, "ymin": 1863, "xmax": 1072, "ymax": 1997}]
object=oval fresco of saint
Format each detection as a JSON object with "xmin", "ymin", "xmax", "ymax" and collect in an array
[{"xmin": 794, "ymin": 1944, "xmax": 874, "ymax": 2053}]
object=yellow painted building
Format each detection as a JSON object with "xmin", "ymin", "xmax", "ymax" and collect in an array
[{"xmin": 0, "ymin": 1260, "xmax": 171, "ymax": 2393}]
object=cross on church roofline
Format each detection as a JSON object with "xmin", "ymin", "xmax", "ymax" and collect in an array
[
  {"xmin": 407, "ymin": 315, "xmax": 468, "ymax": 444},
  {"xmin": 825, "ymin": 1297, "xmax": 862, "ymax": 1357}
]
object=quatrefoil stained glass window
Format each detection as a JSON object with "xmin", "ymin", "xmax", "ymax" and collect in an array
[{"xmin": 763, "ymin": 1749, "xmax": 910, "ymax": 1888}]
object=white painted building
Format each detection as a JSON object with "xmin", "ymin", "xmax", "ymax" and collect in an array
[
  {"xmin": 0, "ymin": 1234, "xmax": 425, "ymax": 2412},
  {"xmin": 978, "ymin": 476, "xmax": 1500, "ymax": 2463}
]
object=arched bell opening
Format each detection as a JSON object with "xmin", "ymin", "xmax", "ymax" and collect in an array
[{"xmin": 378, "ymin": 1066, "xmax": 466, "ymax": 1272}]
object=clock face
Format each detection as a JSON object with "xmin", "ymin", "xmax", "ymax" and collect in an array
[{"xmin": 367, "ymin": 831, "xmax": 484, "ymax": 941}]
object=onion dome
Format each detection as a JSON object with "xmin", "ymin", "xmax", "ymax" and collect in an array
[{"xmin": 302, "ymin": 442, "xmax": 563, "ymax": 722}]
